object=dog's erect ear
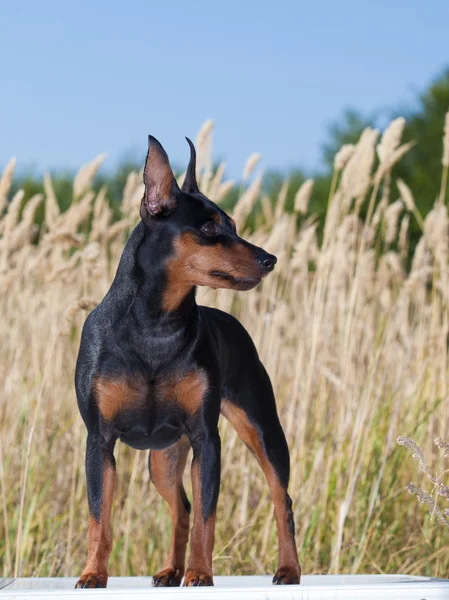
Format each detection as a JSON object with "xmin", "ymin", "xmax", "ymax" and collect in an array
[
  {"xmin": 181, "ymin": 137, "xmax": 200, "ymax": 194},
  {"xmin": 141, "ymin": 135, "xmax": 179, "ymax": 218}
]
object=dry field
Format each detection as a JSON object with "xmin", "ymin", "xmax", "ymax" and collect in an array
[{"xmin": 1, "ymin": 117, "xmax": 449, "ymax": 579}]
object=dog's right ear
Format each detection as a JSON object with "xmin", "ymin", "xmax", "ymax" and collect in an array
[{"xmin": 141, "ymin": 136, "xmax": 179, "ymax": 220}]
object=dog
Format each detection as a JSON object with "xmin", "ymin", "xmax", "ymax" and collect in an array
[{"xmin": 74, "ymin": 136, "xmax": 301, "ymax": 588}]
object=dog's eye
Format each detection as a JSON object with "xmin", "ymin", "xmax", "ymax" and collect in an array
[{"xmin": 201, "ymin": 222, "xmax": 217, "ymax": 236}]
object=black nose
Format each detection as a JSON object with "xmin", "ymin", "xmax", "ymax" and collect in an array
[{"xmin": 259, "ymin": 253, "xmax": 277, "ymax": 272}]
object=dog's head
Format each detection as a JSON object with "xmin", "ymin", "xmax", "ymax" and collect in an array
[{"xmin": 140, "ymin": 135, "xmax": 276, "ymax": 293}]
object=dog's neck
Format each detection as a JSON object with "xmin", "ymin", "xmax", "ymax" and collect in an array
[{"xmin": 110, "ymin": 221, "xmax": 198, "ymax": 337}]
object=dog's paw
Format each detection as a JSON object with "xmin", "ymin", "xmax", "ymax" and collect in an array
[
  {"xmin": 273, "ymin": 565, "xmax": 301, "ymax": 585},
  {"xmin": 183, "ymin": 570, "xmax": 214, "ymax": 586},
  {"xmin": 74, "ymin": 572, "xmax": 108, "ymax": 588},
  {"xmin": 152, "ymin": 568, "xmax": 183, "ymax": 587}
]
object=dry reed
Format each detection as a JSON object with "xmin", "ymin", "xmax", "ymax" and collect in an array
[{"xmin": 1, "ymin": 118, "xmax": 449, "ymax": 580}]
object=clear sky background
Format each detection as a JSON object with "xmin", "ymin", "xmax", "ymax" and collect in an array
[{"xmin": 1, "ymin": 0, "xmax": 449, "ymax": 179}]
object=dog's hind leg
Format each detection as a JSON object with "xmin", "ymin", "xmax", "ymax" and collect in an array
[
  {"xmin": 149, "ymin": 436, "xmax": 191, "ymax": 587},
  {"xmin": 221, "ymin": 367, "xmax": 301, "ymax": 585}
]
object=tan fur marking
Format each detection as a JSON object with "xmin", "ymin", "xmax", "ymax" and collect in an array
[
  {"xmin": 158, "ymin": 370, "xmax": 208, "ymax": 414},
  {"xmin": 163, "ymin": 232, "xmax": 258, "ymax": 311},
  {"xmin": 184, "ymin": 459, "xmax": 215, "ymax": 582},
  {"xmin": 211, "ymin": 213, "xmax": 223, "ymax": 225},
  {"xmin": 77, "ymin": 462, "xmax": 115, "ymax": 587},
  {"xmin": 94, "ymin": 377, "xmax": 145, "ymax": 421},
  {"xmin": 150, "ymin": 437, "xmax": 191, "ymax": 582},
  {"xmin": 221, "ymin": 399, "xmax": 299, "ymax": 573}
]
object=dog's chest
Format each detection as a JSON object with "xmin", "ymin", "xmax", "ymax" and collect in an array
[{"xmin": 94, "ymin": 368, "xmax": 208, "ymax": 450}]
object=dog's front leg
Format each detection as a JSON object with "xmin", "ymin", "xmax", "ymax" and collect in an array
[
  {"xmin": 75, "ymin": 433, "xmax": 116, "ymax": 589},
  {"xmin": 183, "ymin": 427, "xmax": 221, "ymax": 586}
]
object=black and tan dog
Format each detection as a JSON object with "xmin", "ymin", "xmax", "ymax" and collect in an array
[{"xmin": 74, "ymin": 136, "xmax": 301, "ymax": 588}]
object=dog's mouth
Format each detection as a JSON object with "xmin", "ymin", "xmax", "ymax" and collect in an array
[{"xmin": 210, "ymin": 271, "xmax": 263, "ymax": 291}]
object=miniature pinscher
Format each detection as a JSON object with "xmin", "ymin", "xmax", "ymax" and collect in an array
[{"xmin": 74, "ymin": 136, "xmax": 301, "ymax": 588}]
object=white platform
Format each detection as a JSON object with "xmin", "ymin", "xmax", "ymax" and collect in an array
[{"xmin": 1, "ymin": 575, "xmax": 449, "ymax": 599}]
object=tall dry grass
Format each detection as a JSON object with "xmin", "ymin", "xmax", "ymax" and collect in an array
[{"xmin": 1, "ymin": 117, "xmax": 449, "ymax": 579}]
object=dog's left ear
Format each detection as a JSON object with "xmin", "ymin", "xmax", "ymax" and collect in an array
[
  {"xmin": 181, "ymin": 137, "xmax": 200, "ymax": 194},
  {"xmin": 141, "ymin": 135, "xmax": 179, "ymax": 219}
]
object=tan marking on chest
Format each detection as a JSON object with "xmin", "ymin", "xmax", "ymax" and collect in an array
[
  {"xmin": 94, "ymin": 376, "xmax": 146, "ymax": 421},
  {"xmin": 158, "ymin": 370, "xmax": 208, "ymax": 414}
]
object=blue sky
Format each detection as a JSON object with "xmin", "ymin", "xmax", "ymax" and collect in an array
[{"xmin": 1, "ymin": 0, "xmax": 449, "ymax": 179}]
